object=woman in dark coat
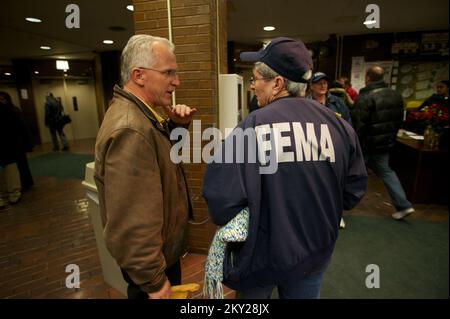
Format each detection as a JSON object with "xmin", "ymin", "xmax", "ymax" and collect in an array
[{"xmin": 0, "ymin": 92, "xmax": 34, "ymax": 206}]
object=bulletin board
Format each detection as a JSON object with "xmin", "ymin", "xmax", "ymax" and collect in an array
[{"xmin": 394, "ymin": 60, "xmax": 449, "ymax": 104}]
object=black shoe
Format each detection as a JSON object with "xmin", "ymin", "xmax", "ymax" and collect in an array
[{"xmin": 62, "ymin": 146, "xmax": 70, "ymax": 151}]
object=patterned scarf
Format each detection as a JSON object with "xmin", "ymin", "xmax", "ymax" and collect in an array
[{"xmin": 203, "ymin": 208, "xmax": 249, "ymax": 299}]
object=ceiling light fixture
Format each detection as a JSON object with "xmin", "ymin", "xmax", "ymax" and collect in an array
[
  {"xmin": 4, "ymin": 72, "xmax": 12, "ymax": 76},
  {"xmin": 56, "ymin": 60, "xmax": 70, "ymax": 70},
  {"xmin": 34, "ymin": 71, "xmax": 39, "ymax": 74},
  {"xmin": 25, "ymin": 17, "xmax": 42, "ymax": 23},
  {"xmin": 126, "ymin": 5, "xmax": 134, "ymax": 11},
  {"xmin": 263, "ymin": 26, "xmax": 276, "ymax": 31},
  {"xmin": 40, "ymin": 46, "xmax": 51, "ymax": 50},
  {"xmin": 363, "ymin": 20, "xmax": 377, "ymax": 25},
  {"xmin": 103, "ymin": 40, "xmax": 114, "ymax": 44}
]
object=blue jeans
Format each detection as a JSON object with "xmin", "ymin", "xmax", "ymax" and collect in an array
[
  {"xmin": 238, "ymin": 262, "xmax": 329, "ymax": 299},
  {"xmin": 366, "ymin": 153, "xmax": 412, "ymax": 211}
]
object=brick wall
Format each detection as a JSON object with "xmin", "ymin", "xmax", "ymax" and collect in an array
[{"xmin": 133, "ymin": 0, "xmax": 227, "ymax": 254}]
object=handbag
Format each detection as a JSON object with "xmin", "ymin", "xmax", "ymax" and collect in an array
[
  {"xmin": 61, "ymin": 114, "xmax": 72, "ymax": 126},
  {"xmin": 57, "ymin": 114, "xmax": 72, "ymax": 128}
]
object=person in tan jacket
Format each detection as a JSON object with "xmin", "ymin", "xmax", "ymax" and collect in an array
[{"xmin": 94, "ymin": 35, "xmax": 197, "ymax": 299}]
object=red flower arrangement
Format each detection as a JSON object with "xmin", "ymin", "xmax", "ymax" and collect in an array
[{"xmin": 406, "ymin": 103, "xmax": 449, "ymax": 133}]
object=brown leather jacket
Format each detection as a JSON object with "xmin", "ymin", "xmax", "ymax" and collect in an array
[{"xmin": 94, "ymin": 85, "xmax": 191, "ymax": 293}]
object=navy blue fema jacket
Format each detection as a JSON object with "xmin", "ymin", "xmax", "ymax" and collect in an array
[{"xmin": 202, "ymin": 96, "xmax": 367, "ymax": 291}]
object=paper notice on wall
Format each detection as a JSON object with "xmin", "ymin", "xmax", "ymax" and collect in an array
[
  {"xmin": 351, "ymin": 56, "xmax": 366, "ymax": 93},
  {"xmin": 415, "ymin": 80, "xmax": 430, "ymax": 91},
  {"xmin": 417, "ymin": 70, "xmax": 432, "ymax": 81},
  {"xmin": 415, "ymin": 89, "xmax": 435, "ymax": 100},
  {"xmin": 20, "ymin": 89, "xmax": 28, "ymax": 100}
]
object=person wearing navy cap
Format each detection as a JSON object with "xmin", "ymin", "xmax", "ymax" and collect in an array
[{"xmin": 203, "ymin": 37, "xmax": 367, "ymax": 299}]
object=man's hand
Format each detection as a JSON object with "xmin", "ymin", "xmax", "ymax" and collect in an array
[
  {"xmin": 148, "ymin": 279, "xmax": 172, "ymax": 299},
  {"xmin": 163, "ymin": 104, "xmax": 197, "ymax": 125}
]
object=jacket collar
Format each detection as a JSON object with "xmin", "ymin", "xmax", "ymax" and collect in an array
[
  {"xmin": 360, "ymin": 80, "xmax": 387, "ymax": 94},
  {"xmin": 113, "ymin": 84, "xmax": 169, "ymax": 134}
]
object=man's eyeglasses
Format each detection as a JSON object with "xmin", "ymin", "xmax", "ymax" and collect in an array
[
  {"xmin": 249, "ymin": 76, "xmax": 273, "ymax": 85},
  {"xmin": 138, "ymin": 67, "xmax": 179, "ymax": 78}
]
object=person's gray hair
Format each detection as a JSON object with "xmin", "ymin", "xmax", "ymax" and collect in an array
[
  {"xmin": 254, "ymin": 62, "xmax": 308, "ymax": 97},
  {"xmin": 121, "ymin": 34, "xmax": 175, "ymax": 85}
]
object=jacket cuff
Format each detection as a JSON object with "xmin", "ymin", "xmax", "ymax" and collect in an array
[{"xmin": 139, "ymin": 274, "xmax": 167, "ymax": 294}]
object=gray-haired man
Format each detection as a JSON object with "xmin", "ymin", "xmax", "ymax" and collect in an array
[{"xmin": 95, "ymin": 35, "xmax": 196, "ymax": 299}]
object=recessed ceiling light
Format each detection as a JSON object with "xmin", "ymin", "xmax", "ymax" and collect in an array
[
  {"xmin": 103, "ymin": 40, "xmax": 114, "ymax": 44},
  {"xmin": 34, "ymin": 71, "xmax": 39, "ymax": 74},
  {"xmin": 263, "ymin": 26, "xmax": 276, "ymax": 31},
  {"xmin": 126, "ymin": 5, "xmax": 134, "ymax": 11},
  {"xmin": 40, "ymin": 46, "xmax": 51, "ymax": 50},
  {"xmin": 363, "ymin": 20, "xmax": 377, "ymax": 25},
  {"xmin": 25, "ymin": 17, "xmax": 42, "ymax": 23},
  {"xmin": 4, "ymin": 72, "xmax": 12, "ymax": 76},
  {"xmin": 56, "ymin": 60, "xmax": 70, "ymax": 70}
]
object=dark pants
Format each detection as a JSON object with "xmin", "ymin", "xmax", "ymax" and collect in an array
[
  {"xmin": 237, "ymin": 259, "xmax": 330, "ymax": 299},
  {"xmin": 121, "ymin": 259, "xmax": 182, "ymax": 299},
  {"xmin": 16, "ymin": 153, "xmax": 34, "ymax": 191},
  {"xmin": 49, "ymin": 126, "xmax": 69, "ymax": 150}
]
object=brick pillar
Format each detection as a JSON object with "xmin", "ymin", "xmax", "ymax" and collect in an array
[{"xmin": 133, "ymin": 0, "xmax": 227, "ymax": 254}]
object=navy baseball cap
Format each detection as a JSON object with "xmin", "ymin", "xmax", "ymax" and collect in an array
[
  {"xmin": 311, "ymin": 72, "xmax": 330, "ymax": 83},
  {"xmin": 240, "ymin": 37, "xmax": 313, "ymax": 83}
]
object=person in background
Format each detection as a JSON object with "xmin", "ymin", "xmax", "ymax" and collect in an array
[
  {"xmin": 309, "ymin": 72, "xmax": 352, "ymax": 125},
  {"xmin": 3, "ymin": 94, "xmax": 34, "ymax": 191},
  {"xmin": 0, "ymin": 91, "xmax": 29, "ymax": 208},
  {"xmin": 338, "ymin": 76, "xmax": 359, "ymax": 102},
  {"xmin": 329, "ymin": 80, "xmax": 354, "ymax": 109},
  {"xmin": 420, "ymin": 80, "xmax": 449, "ymax": 109},
  {"xmin": 94, "ymin": 34, "xmax": 197, "ymax": 299},
  {"xmin": 44, "ymin": 93, "xmax": 69, "ymax": 151},
  {"xmin": 203, "ymin": 37, "xmax": 367, "ymax": 299},
  {"xmin": 352, "ymin": 65, "xmax": 414, "ymax": 220}
]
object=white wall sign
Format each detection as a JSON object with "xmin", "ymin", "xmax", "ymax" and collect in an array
[{"xmin": 20, "ymin": 89, "xmax": 28, "ymax": 99}]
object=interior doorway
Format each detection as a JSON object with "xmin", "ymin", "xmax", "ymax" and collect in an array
[{"xmin": 32, "ymin": 77, "xmax": 99, "ymax": 144}]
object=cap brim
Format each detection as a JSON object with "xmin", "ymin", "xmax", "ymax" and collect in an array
[
  {"xmin": 240, "ymin": 51, "xmax": 261, "ymax": 62},
  {"xmin": 312, "ymin": 75, "xmax": 330, "ymax": 83}
]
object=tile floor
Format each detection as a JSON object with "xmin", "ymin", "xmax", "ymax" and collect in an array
[{"xmin": 0, "ymin": 139, "xmax": 447, "ymax": 299}]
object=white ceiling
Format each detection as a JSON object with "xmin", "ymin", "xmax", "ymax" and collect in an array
[{"xmin": 0, "ymin": 0, "xmax": 448, "ymax": 61}]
